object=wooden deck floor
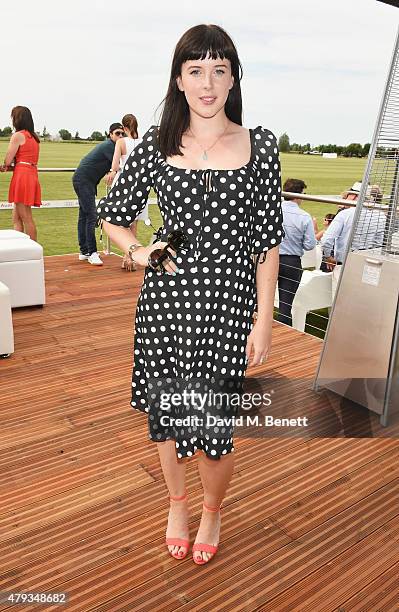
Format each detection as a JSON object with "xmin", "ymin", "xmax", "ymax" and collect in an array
[{"xmin": 1, "ymin": 254, "xmax": 398, "ymax": 612}]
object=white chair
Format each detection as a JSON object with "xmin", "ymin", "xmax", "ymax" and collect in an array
[
  {"xmin": 301, "ymin": 244, "xmax": 323, "ymax": 269},
  {"xmin": 0, "ymin": 230, "xmax": 30, "ymax": 240},
  {"xmin": 291, "ymin": 270, "xmax": 333, "ymax": 332},
  {"xmin": 0, "ymin": 281, "xmax": 14, "ymax": 356},
  {"xmin": 0, "ymin": 239, "xmax": 45, "ymax": 308},
  {"xmin": 275, "ymin": 270, "xmax": 333, "ymax": 332}
]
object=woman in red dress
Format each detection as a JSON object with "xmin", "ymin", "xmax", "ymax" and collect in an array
[{"xmin": 1, "ymin": 106, "xmax": 41, "ymax": 241}]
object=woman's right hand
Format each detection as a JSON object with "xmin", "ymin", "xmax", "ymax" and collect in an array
[
  {"xmin": 132, "ymin": 241, "xmax": 178, "ymax": 274},
  {"xmin": 105, "ymin": 170, "xmax": 116, "ymax": 186}
]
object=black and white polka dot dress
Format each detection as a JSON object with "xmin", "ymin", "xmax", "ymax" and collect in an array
[{"xmin": 97, "ymin": 125, "xmax": 283, "ymax": 460}]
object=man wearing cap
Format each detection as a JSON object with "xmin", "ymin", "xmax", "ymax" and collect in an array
[
  {"xmin": 73, "ymin": 123, "xmax": 125, "ymax": 265},
  {"xmin": 321, "ymin": 181, "xmax": 386, "ymax": 295},
  {"xmin": 320, "ymin": 182, "xmax": 360, "ymax": 295}
]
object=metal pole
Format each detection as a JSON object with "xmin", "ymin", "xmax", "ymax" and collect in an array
[
  {"xmin": 103, "ymin": 184, "xmax": 112, "ymax": 255},
  {"xmin": 382, "ymin": 150, "xmax": 399, "ymax": 255},
  {"xmin": 381, "ymin": 295, "xmax": 399, "ymax": 426}
]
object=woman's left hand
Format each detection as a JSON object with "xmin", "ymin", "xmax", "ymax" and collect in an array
[{"xmin": 245, "ymin": 320, "xmax": 272, "ymax": 366}]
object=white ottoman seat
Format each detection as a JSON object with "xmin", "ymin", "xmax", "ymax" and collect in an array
[
  {"xmin": 0, "ymin": 239, "xmax": 43, "ymax": 263},
  {"xmin": 0, "ymin": 230, "xmax": 30, "ymax": 240},
  {"xmin": 0, "ymin": 238, "xmax": 45, "ymax": 308},
  {"xmin": 0, "ymin": 281, "xmax": 14, "ymax": 356}
]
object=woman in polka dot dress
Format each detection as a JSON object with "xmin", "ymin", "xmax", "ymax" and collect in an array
[{"xmin": 97, "ymin": 24, "xmax": 283, "ymax": 565}]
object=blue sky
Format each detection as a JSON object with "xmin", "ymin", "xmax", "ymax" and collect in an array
[{"xmin": 1, "ymin": 0, "xmax": 397, "ymax": 145}]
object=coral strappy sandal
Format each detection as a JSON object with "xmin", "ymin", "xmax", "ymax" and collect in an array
[
  {"xmin": 165, "ymin": 491, "xmax": 190, "ymax": 560},
  {"xmin": 192, "ymin": 501, "xmax": 221, "ymax": 565}
]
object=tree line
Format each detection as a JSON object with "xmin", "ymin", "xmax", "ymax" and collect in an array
[
  {"xmin": 278, "ymin": 132, "xmax": 370, "ymax": 157},
  {"xmin": 0, "ymin": 126, "xmax": 108, "ymax": 142},
  {"xmin": 0, "ymin": 125, "xmax": 371, "ymax": 153},
  {"xmin": 57, "ymin": 129, "xmax": 107, "ymax": 141}
]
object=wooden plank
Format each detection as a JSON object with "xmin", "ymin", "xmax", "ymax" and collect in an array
[
  {"xmin": 13, "ymin": 475, "xmax": 395, "ymax": 612},
  {"xmin": 0, "ymin": 466, "xmax": 154, "ymax": 542},
  {"xmin": 0, "ymin": 445, "xmax": 397, "ymax": 608},
  {"xmin": 335, "ymin": 563, "xmax": 399, "ymax": 611}
]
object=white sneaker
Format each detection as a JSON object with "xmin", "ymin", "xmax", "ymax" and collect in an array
[
  {"xmin": 79, "ymin": 253, "xmax": 90, "ymax": 261},
  {"xmin": 88, "ymin": 252, "xmax": 103, "ymax": 266}
]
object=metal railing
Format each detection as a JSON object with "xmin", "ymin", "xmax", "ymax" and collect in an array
[
  {"xmin": 30, "ymin": 165, "xmax": 383, "ymax": 208},
  {"xmin": 7, "ymin": 164, "xmax": 376, "ymax": 209}
]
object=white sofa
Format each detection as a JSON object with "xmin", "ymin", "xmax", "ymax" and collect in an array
[
  {"xmin": 0, "ymin": 281, "xmax": 14, "ymax": 356},
  {"xmin": 0, "ymin": 238, "xmax": 45, "ymax": 308}
]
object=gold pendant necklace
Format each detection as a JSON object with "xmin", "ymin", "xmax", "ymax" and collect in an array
[{"xmin": 189, "ymin": 122, "xmax": 229, "ymax": 161}]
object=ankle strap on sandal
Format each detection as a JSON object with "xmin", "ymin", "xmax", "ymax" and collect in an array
[
  {"xmin": 203, "ymin": 501, "xmax": 221, "ymax": 512},
  {"xmin": 169, "ymin": 490, "xmax": 187, "ymax": 501}
]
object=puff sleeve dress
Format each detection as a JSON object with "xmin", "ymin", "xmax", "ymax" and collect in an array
[{"xmin": 97, "ymin": 125, "xmax": 283, "ymax": 460}]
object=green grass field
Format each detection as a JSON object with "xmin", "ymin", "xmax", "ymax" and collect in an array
[{"xmin": 0, "ymin": 140, "xmax": 367, "ymax": 258}]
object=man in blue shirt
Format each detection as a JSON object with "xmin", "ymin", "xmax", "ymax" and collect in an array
[
  {"xmin": 73, "ymin": 122, "xmax": 125, "ymax": 265},
  {"xmin": 320, "ymin": 183, "xmax": 359, "ymax": 269},
  {"xmin": 321, "ymin": 183, "xmax": 386, "ymax": 295},
  {"xmin": 278, "ymin": 178, "xmax": 317, "ymax": 325},
  {"xmin": 321, "ymin": 183, "xmax": 386, "ymax": 266}
]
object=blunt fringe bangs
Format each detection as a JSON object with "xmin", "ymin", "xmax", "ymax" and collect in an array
[{"xmin": 158, "ymin": 24, "xmax": 243, "ymax": 158}]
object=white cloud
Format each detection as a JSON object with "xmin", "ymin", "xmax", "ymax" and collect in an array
[{"xmin": 0, "ymin": 0, "xmax": 397, "ymax": 144}]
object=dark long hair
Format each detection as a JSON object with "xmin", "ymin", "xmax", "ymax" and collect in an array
[
  {"xmin": 158, "ymin": 24, "xmax": 243, "ymax": 158},
  {"xmin": 122, "ymin": 114, "xmax": 138, "ymax": 138},
  {"xmin": 11, "ymin": 106, "xmax": 40, "ymax": 143}
]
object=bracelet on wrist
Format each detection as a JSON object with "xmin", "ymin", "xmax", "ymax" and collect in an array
[{"xmin": 127, "ymin": 243, "xmax": 144, "ymax": 263}]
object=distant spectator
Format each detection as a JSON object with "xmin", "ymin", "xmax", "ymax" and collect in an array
[
  {"xmin": 278, "ymin": 178, "xmax": 317, "ymax": 326},
  {"xmin": 320, "ymin": 182, "xmax": 361, "ymax": 274},
  {"xmin": 321, "ymin": 181, "xmax": 386, "ymax": 295},
  {"xmin": 0, "ymin": 106, "xmax": 41, "ymax": 241},
  {"xmin": 106, "ymin": 114, "xmax": 140, "ymax": 189},
  {"xmin": 368, "ymin": 184, "xmax": 383, "ymax": 204},
  {"xmin": 106, "ymin": 114, "xmax": 149, "ymax": 271},
  {"xmin": 314, "ymin": 213, "xmax": 335, "ymax": 241},
  {"xmin": 314, "ymin": 213, "xmax": 336, "ymax": 272},
  {"xmin": 73, "ymin": 122, "xmax": 125, "ymax": 266}
]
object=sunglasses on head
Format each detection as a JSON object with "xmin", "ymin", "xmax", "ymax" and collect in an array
[{"xmin": 148, "ymin": 230, "xmax": 189, "ymax": 273}]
